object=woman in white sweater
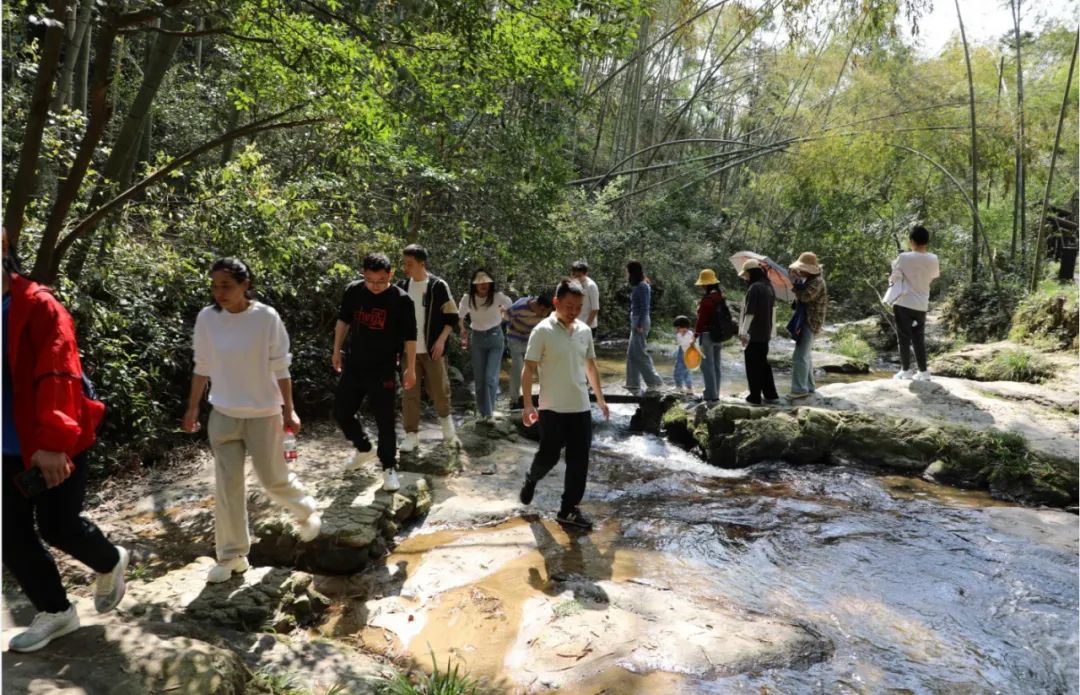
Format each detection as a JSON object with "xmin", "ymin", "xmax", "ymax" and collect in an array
[
  {"xmin": 458, "ymin": 269, "xmax": 513, "ymax": 423},
  {"xmin": 181, "ymin": 258, "xmax": 321, "ymax": 584}
]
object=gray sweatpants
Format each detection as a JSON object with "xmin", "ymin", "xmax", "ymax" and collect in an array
[{"xmin": 208, "ymin": 410, "xmax": 317, "ymax": 561}]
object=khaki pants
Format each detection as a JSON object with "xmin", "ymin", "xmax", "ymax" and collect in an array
[
  {"xmin": 403, "ymin": 353, "xmax": 452, "ymax": 432},
  {"xmin": 208, "ymin": 410, "xmax": 317, "ymax": 561}
]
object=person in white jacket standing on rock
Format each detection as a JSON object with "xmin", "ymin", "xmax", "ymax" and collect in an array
[
  {"xmin": 182, "ymin": 258, "xmax": 321, "ymax": 584},
  {"xmin": 887, "ymin": 225, "xmax": 940, "ymax": 381}
]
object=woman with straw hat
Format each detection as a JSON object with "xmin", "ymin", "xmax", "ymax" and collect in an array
[
  {"xmin": 692, "ymin": 268, "xmax": 730, "ymax": 402},
  {"xmin": 786, "ymin": 252, "xmax": 827, "ymax": 400}
]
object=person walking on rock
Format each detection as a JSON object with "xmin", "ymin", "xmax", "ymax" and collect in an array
[
  {"xmin": 519, "ymin": 279, "xmax": 609, "ymax": 531},
  {"xmin": 887, "ymin": 225, "xmax": 939, "ymax": 381},
  {"xmin": 786, "ymin": 252, "xmax": 827, "ymax": 400},
  {"xmin": 506, "ymin": 292, "xmax": 554, "ymax": 408},
  {"xmin": 693, "ymin": 268, "xmax": 733, "ymax": 402},
  {"xmin": 182, "ymin": 258, "xmax": 322, "ymax": 584},
  {"xmin": 3, "ymin": 229, "xmax": 128, "ymax": 653},
  {"xmin": 571, "ymin": 260, "xmax": 601, "ymax": 336},
  {"xmin": 624, "ymin": 260, "xmax": 664, "ymax": 394},
  {"xmin": 738, "ymin": 259, "xmax": 779, "ymax": 405},
  {"xmin": 332, "ymin": 252, "xmax": 418, "ymax": 492},
  {"xmin": 458, "ymin": 269, "xmax": 512, "ymax": 423},
  {"xmin": 398, "ymin": 244, "xmax": 460, "ymax": 451}
]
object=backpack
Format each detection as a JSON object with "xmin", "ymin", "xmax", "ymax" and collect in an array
[{"xmin": 708, "ymin": 296, "xmax": 738, "ymax": 342}]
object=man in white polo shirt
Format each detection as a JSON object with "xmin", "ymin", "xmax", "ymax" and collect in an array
[{"xmin": 518, "ymin": 278, "xmax": 609, "ymax": 531}]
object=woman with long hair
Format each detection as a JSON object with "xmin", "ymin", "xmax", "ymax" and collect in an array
[
  {"xmin": 458, "ymin": 269, "xmax": 513, "ymax": 423},
  {"xmin": 182, "ymin": 258, "xmax": 321, "ymax": 584},
  {"xmin": 624, "ymin": 260, "xmax": 663, "ymax": 394}
]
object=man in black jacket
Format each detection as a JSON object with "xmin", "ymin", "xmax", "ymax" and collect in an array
[{"xmin": 398, "ymin": 244, "xmax": 460, "ymax": 451}]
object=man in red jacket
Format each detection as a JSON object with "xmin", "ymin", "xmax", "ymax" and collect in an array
[{"xmin": 3, "ymin": 229, "xmax": 128, "ymax": 652}]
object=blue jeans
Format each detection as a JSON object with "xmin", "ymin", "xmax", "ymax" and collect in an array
[
  {"xmin": 508, "ymin": 338, "xmax": 528, "ymax": 406},
  {"xmin": 700, "ymin": 333, "xmax": 722, "ymax": 400},
  {"xmin": 790, "ymin": 328, "xmax": 816, "ymax": 394},
  {"xmin": 470, "ymin": 326, "xmax": 504, "ymax": 417},
  {"xmin": 673, "ymin": 348, "xmax": 692, "ymax": 388},
  {"xmin": 626, "ymin": 317, "xmax": 662, "ymax": 391}
]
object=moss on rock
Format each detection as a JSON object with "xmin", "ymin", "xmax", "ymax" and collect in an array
[{"xmin": 665, "ymin": 402, "xmax": 1077, "ymax": 507}]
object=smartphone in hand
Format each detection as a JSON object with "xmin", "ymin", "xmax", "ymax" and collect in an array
[{"xmin": 14, "ymin": 466, "xmax": 48, "ymax": 498}]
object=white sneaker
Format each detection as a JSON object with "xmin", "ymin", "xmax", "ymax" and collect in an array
[
  {"xmin": 383, "ymin": 468, "xmax": 401, "ymax": 492},
  {"xmin": 345, "ymin": 448, "xmax": 378, "ymax": 471},
  {"xmin": 913, "ymin": 370, "xmax": 932, "ymax": 381},
  {"xmin": 893, "ymin": 369, "xmax": 915, "ymax": 380},
  {"xmin": 400, "ymin": 432, "xmax": 420, "ymax": 452},
  {"xmin": 297, "ymin": 512, "xmax": 322, "ymax": 542},
  {"xmin": 8, "ymin": 606, "xmax": 80, "ymax": 652},
  {"xmin": 441, "ymin": 416, "xmax": 460, "ymax": 447},
  {"xmin": 206, "ymin": 556, "xmax": 249, "ymax": 584},
  {"xmin": 94, "ymin": 545, "xmax": 129, "ymax": 613}
]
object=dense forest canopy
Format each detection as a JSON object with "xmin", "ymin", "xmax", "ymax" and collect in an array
[{"xmin": 3, "ymin": 0, "xmax": 1077, "ymax": 467}]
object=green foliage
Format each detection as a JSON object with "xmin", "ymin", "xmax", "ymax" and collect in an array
[
  {"xmin": 833, "ymin": 333, "xmax": 875, "ymax": 364},
  {"xmin": 1009, "ymin": 283, "xmax": 1079, "ymax": 351},
  {"xmin": 979, "ymin": 349, "xmax": 1055, "ymax": 384},
  {"xmin": 250, "ymin": 668, "xmax": 306, "ymax": 695},
  {"xmin": 378, "ymin": 651, "xmax": 486, "ymax": 695},
  {"xmin": 940, "ymin": 281, "xmax": 1024, "ymax": 343}
]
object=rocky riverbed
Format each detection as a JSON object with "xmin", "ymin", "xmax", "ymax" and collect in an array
[{"xmin": 3, "ymin": 332, "xmax": 1078, "ymax": 694}]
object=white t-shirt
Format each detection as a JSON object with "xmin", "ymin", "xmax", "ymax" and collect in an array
[
  {"xmin": 890, "ymin": 251, "xmax": 940, "ymax": 312},
  {"xmin": 676, "ymin": 330, "xmax": 695, "ymax": 350},
  {"xmin": 408, "ymin": 278, "xmax": 429, "ymax": 353},
  {"xmin": 524, "ymin": 315, "xmax": 595, "ymax": 413},
  {"xmin": 459, "ymin": 291, "xmax": 512, "ymax": 331},
  {"xmin": 578, "ymin": 275, "xmax": 601, "ymax": 328},
  {"xmin": 193, "ymin": 301, "xmax": 291, "ymax": 418}
]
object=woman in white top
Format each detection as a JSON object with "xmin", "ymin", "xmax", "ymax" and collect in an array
[
  {"xmin": 887, "ymin": 225, "xmax": 940, "ymax": 380},
  {"xmin": 458, "ymin": 269, "xmax": 513, "ymax": 423},
  {"xmin": 181, "ymin": 258, "xmax": 321, "ymax": 584}
]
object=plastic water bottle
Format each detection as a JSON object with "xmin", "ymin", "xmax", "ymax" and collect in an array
[{"xmin": 283, "ymin": 428, "xmax": 298, "ymax": 462}]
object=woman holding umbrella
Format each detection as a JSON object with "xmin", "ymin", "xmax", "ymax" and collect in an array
[{"xmin": 737, "ymin": 259, "xmax": 779, "ymax": 405}]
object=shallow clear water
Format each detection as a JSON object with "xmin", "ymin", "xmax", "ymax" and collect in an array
[{"xmin": 583, "ymin": 403, "xmax": 1079, "ymax": 693}]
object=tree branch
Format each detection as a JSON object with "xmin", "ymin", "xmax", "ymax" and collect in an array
[{"xmin": 52, "ymin": 112, "xmax": 325, "ymax": 270}]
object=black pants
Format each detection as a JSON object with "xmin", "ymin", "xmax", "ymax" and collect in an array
[
  {"xmin": 527, "ymin": 410, "xmax": 592, "ymax": 514},
  {"xmin": 744, "ymin": 340, "xmax": 778, "ymax": 403},
  {"xmin": 2, "ymin": 453, "xmax": 119, "ymax": 613},
  {"xmin": 893, "ymin": 304, "xmax": 928, "ymax": 371},
  {"xmin": 335, "ymin": 365, "xmax": 397, "ymax": 469}
]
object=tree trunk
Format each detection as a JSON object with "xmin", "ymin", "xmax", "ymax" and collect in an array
[
  {"xmin": 52, "ymin": 0, "xmax": 94, "ymax": 112},
  {"xmin": 1030, "ymin": 31, "xmax": 1078, "ymax": 290},
  {"xmin": 65, "ymin": 14, "xmax": 184, "ymax": 281},
  {"xmin": 74, "ymin": 20, "xmax": 91, "ymax": 114},
  {"xmin": 1009, "ymin": 0, "xmax": 1026, "ymax": 263},
  {"xmin": 955, "ymin": 0, "xmax": 980, "ymax": 281},
  {"xmin": 31, "ymin": 18, "xmax": 120, "ymax": 282},
  {"xmin": 4, "ymin": 0, "xmax": 72, "ymax": 253}
]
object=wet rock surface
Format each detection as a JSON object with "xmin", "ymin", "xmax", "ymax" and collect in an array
[{"xmin": 660, "ymin": 396, "xmax": 1077, "ymax": 506}]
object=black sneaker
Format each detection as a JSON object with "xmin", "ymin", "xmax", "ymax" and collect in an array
[
  {"xmin": 556, "ymin": 507, "xmax": 594, "ymax": 531},
  {"xmin": 519, "ymin": 478, "xmax": 537, "ymax": 505}
]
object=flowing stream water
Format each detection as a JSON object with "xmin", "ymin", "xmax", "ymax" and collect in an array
[
  {"xmin": 386, "ymin": 344, "xmax": 1078, "ymax": 693},
  {"xmin": 581, "ymin": 401, "xmax": 1078, "ymax": 692}
]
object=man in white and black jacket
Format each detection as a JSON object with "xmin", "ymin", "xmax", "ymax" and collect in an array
[{"xmin": 398, "ymin": 244, "xmax": 460, "ymax": 450}]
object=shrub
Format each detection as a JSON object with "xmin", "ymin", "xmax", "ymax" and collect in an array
[
  {"xmin": 833, "ymin": 333, "xmax": 875, "ymax": 364},
  {"xmin": 1009, "ymin": 283, "xmax": 1079, "ymax": 351},
  {"xmin": 940, "ymin": 281, "xmax": 1023, "ymax": 343},
  {"xmin": 979, "ymin": 349, "xmax": 1055, "ymax": 384},
  {"xmin": 379, "ymin": 651, "xmax": 486, "ymax": 695}
]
